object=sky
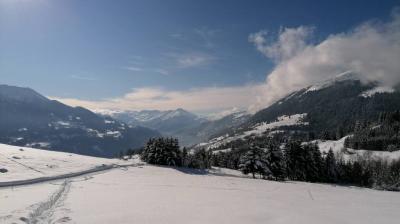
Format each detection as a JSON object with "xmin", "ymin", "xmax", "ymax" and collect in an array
[{"xmin": 1, "ymin": 0, "xmax": 399, "ymax": 115}]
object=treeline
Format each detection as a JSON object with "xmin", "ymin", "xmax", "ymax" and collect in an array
[
  {"xmin": 212, "ymin": 140, "xmax": 400, "ymax": 191},
  {"xmin": 132, "ymin": 137, "xmax": 400, "ymax": 191},
  {"xmin": 345, "ymin": 111, "xmax": 400, "ymax": 151}
]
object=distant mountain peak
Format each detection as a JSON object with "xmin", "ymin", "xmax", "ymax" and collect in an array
[
  {"xmin": 0, "ymin": 84, "xmax": 49, "ymax": 103},
  {"xmin": 303, "ymin": 71, "xmax": 358, "ymax": 94},
  {"xmin": 207, "ymin": 107, "xmax": 250, "ymax": 121}
]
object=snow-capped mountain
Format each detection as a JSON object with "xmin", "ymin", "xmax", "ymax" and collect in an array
[
  {"xmin": 98, "ymin": 108, "xmax": 206, "ymax": 132},
  {"xmin": 0, "ymin": 84, "xmax": 160, "ymax": 157},
  {"xmin": 196, "ymin": 74, "xmax": 400, "ymax": 149},
  {"xmin": 98, "ymin": 108, "xmax": 251, "ymax": 146}
]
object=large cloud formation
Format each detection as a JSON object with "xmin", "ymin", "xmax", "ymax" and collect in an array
[
  {"xmin": 250, "ymin": 9, "xmax": 400, "ymax": 110},
  {"xmin": 55, "ymin": 9, "xmax": 400, "ymax": 115}
]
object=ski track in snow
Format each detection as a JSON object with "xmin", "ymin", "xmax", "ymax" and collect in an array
[{"xmin": 21, "ymin": 180, "xmax": 72, "ymax": 224}]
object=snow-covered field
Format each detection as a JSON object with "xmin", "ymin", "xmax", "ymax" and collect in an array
[
  {"xmin": 1, "ymin": 164, "xmax": 400, "ymax": 224},
  {"xmin": 1, "ymin": 144, "xmax": 400, "ymax": 224},
  {"xmin": 0, "ymin": 143, "xmax": 119, "ymax": 182}
]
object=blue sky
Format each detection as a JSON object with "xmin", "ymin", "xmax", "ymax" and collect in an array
[{"xmin": 1, "ymin": 0, "xmax": 399, "ymax": 114}]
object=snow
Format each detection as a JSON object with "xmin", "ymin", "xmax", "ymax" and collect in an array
[
  {"xmin": 105, "ymin": 130, "xmax": 122, "ymax": 138},
  {"xmin": 1, "ymin": 143, "xmax": 400, "ymax": 223},
  {"xmin": 55, "ymin": 121, "xmax": 71, "ymax": 126},
  {"xmin": 312, "ymin": 136, "xmax": 400, "ymax": 161},
  {"xmin": 1, "ymin": 163, "xmax": 400, "ymax": 224},
  {"xmin": 303, "ymin": 71, "xmax": 356, "ymax": 94},
  {"xmin": 197, "ymin": 114, "xmax": 308, "ymax": 150},
  {"xmin": 244, "ymin": 113, "xmax": 308, "ymax": 136},
  {"xmin": 93, "ymin": 108, "xmax": 124, "ymax": 116},
  {"xmin": 207, "ymin": 107, "xmax": 250, "ymax": 121},
  {"xmin": 25, "ymin": 142, "xmax": 51, "ymax": 148},
  {"xmin": 212, "ymin": 148, "xmax": 232, "ymax": 154},
  {"xmin": 162, "ymin": 109, "xmax": 185, "ymax": 120},
  {"xmin": 360, "ymin": 86, "xmax": 395, "ymax": 98},
  {"xmin": 104, "ymin": 119, "xmax": 115, "ymax": 124},
  {"xmin": 0, "ymin": 143, "xmax": 117, "ymax": 182}
]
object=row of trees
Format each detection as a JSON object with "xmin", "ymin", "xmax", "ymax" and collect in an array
[
  {"xmin": 213, "ymin": 140, "xmax": 400, "ymax": 190},
  {"xmin": 132, "ymin": 136, "xmax": 400, "ymax": 191},
  {"xmin": 231, "ymin": 142, "xmax": 336, "ymax": 182}
]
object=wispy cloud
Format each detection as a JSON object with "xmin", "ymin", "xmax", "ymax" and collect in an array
[
  {"xmin": 177, "ymin": 54, "xmax": 213, "ymax": 68},
  {"xmin": 51, "ymin": 84, "xmax": 264, "ymax": 113},
  {"xmin": 169, "ymin": 33, "xmax": 185, "ymax": 40},
  {"xmin": 194, "ymin": 27, "xmax": 220, "ymax": 48},
  {"xmin": 154, "ymin": 68, "xmax": 169, "ymax": 75},
  {"xmin": 123, "ymin": 66, "xmax": 144, "ymax": 72},
  {"xmin": 165, "ymin": 52, "xmax": 216, "ymax": 69},
  {"xmin": 70, "ymin": 75, "xmax": 96, "ymax": 81},
  {"xmin": 123, "ymin": 66, "xmax": 170, "ymax": 75}
]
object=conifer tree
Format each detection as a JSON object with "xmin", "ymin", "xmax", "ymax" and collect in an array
[
  {"xmin": 324, "ymin": 149, "xmax": 338, "ymax": 183},
  {"xmin": 239, "ymin": 144, "xmax": 270, "ymax": 178},
  {"xmin": 265, "ymin": 144, "xmax": 285, "ymax": 180}
]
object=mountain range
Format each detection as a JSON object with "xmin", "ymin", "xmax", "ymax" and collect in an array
[
  {"xmin": 2, "ymin": 72, "xmax": 399, "ymax": 157},
  {"xmin": 97, "ymin": 108, "xmax": 251, "ymax": 146},
  {"xmin": 0, "ymin": 85, "xmax": 160, "ymax": 157}
]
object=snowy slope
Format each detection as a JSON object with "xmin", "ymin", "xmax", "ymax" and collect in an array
[
  {"xmin": 312, "ymin": 136, "xmax": 400, "ymax": 161},
  {"xmin": 360, "ymin": 86, "xmax": 395, "ymax": 97},
  {"xmin": 1, "ymin": 164, "xmax": 400, "ymax": 224},
  {"xmin": 0, "ymin": 143, "xmax": 121, "ymax": 182},
  {"xmin": 302, "ymin": 71, "xmax": 357, "ymax": 94},
  {"xmin": 197, "ymin": 113, "xmax": 308, "ymax": 150}
]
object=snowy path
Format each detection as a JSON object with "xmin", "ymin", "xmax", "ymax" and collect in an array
[{"xmin": 0, "ymin": 163, "xmax": 137, "ymax": 188}]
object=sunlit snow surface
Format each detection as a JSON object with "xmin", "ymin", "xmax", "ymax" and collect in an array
[
  {"xmin": 1, "ymin": 165, "xmax": 400, "ymax": 224},
  {"xmin": 1, "ymin": 144, "xmax": 400, "ymax": 224},
  {"xmin": 0, "ymin": 143, "xmax": 117, "ymax": 182}
]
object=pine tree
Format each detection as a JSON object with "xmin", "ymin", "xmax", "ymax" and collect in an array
[
  {"xmin": 324, "ymin": 149, "xmax": 337, "ymax": 183},
  {"xmin": 265, "ymin": 144, "xmax": 286, "ymax": 180},
  {"xmin": 239, "ymin": 144, "xmax": 270, "ymax": 179},
  {"xmin": 141, "ymin": 137, "xmax": 182, "ymax": 166},
  {"xmin": 285, "ymin": 141, "xmax": 307, "ymax": 181}
]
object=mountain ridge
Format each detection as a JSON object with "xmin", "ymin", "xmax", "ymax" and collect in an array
[
  {"xmin": 0, "ymin": 84, "xmax": 160, "ymax": 157},
  {"xmin": 195, "ymin": 76, "xmax": 400, "ymax": 149}
]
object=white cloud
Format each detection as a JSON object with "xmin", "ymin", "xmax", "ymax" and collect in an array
[
  {"xmin": 249, "ymin": 26, "xmax": 313, "ymax": 62},
  {"xmin": 251, "ymin": 9, "xmax": 400, "ymax": 110},
  {"xmin": 51, "ymin": 84, "xmax": 264, "ymax": 113},
  {"xmin": 124, "ymin": 66, "xmax": 144, "ymax": 72}
]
